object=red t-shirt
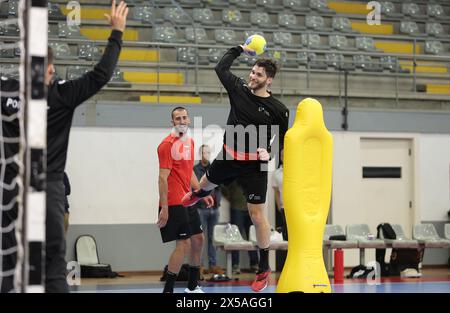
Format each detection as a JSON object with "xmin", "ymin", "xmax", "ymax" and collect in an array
[{"xmin": 157, "ymin": 134, "xmax": 194, "ymax": 206}]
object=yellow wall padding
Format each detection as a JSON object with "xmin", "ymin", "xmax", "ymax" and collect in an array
[
  {"xmin": 426, "ymin": 84, "xmax": 450, "ymax": 94},
  {"xmin": 351, "ymin": 22, "xmax": 394, "ymax": 35},
  {"xmin": 119, "ymin": 49, "xmax": 159, "ymax": 62},
  {"xmin": 61, "ymin": 6, "xmax": 110, "ymax": 20},
  {"xmin": 277, "ymin": 98, "xmax": 333, "ymax": 293},
  {"xmin": 328, "ymin": 1, "xmax": 371, "ymax": 14},
  {"xmin": 399, "ymin": 61, "xmax": 448, "ymax": 74},
  {"xmin": 139, "ymin": 95, "xmax": 202, "ymax": 104},
  {"xmin": 374, "ymin": 41, "xmax": 421, "ymax": 54},
  {"xmin": 80, "ymin": 28, "xmax": 138, "ymax": 41},
  {"xmin": 124, "ymin": 72, "xmax": 184, "ymax": 85}
]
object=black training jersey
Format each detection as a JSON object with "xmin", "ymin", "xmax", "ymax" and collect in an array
[
  {"xmin": 214, "ymin": 46, "xmax": 289, "ymax": 156},
  {"xmin": 1, "ymin": 76, "xmax": 20, "ymax": 224},
  {"xmin": 0, "ymin": 76, "xmax": 20, "ymax": 180},
  {"xmin": 47, "ymin": 30, "xmax": 122, "ymax": 179}
]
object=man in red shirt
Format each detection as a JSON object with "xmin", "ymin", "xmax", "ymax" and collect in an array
[{"xmin": 157, "ymin": 107, "xmax": 213, "ymax": 293}]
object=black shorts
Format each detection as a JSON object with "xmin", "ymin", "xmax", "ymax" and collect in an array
[
  {"xmin": 160, "ymin": 205, "xmax": 203, "ymax": 243},
  {"xmin": 206, "ymin": 157, "xmax": 268, "ymax": 204}
]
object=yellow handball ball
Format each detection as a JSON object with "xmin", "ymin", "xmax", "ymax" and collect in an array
[{"xmin": 244, "ymin": 34, "xmax": 267, "ymax": 56}]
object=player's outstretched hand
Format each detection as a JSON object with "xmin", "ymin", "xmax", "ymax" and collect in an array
[
  {"xmin": 257, "ymin": 148, "xmax": 270, "ymax": 161},
  {"xmin": 104, "ymin": 0, "xmax": 129, "ymax": 32},
  {"xmin": 203, "ymin": 195, "xmax": 214, "ymax": 208}
]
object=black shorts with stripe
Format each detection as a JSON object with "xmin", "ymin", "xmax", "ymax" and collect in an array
[
  {"xmin": 159, "ymin": 205, "xmax": 202, "ymax": 243},
  {"xmin": 206, "ymin": 157, "xmax": 268, "ymax": 204}
]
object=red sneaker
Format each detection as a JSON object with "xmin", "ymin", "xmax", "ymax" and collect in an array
[
  {"xmin": 181, "ymin": 191, "xmax": 201, "ymax": 207},
  {"xmin": 251, "ymin": 270, "xmax": 271, "ymax": 292}
]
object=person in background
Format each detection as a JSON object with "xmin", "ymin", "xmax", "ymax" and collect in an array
[{"xmin": 192, "ymin": 145, "xmax": 223, "ymax": 275}]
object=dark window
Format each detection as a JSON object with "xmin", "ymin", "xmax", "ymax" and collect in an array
[{"xmin": 362, "ymin": 167, "xmax": 401, "ymax": 178}]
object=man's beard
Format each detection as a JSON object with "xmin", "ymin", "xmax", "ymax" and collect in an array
[{"xmin": 249, "ymin": 79, "xmax": 267, "ymax": 92}]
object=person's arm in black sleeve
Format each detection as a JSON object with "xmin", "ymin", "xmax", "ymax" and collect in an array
[
  {"xmin": 58, "ymin": 0, "xmax": 128, "ymax": 109},
  {"xmin": 214, "ymin": 46, "xmax": 243, "ymax": 92},
  {"xmin": 278, "ymin": 108, "xmax": 289, "ymax": 156}
]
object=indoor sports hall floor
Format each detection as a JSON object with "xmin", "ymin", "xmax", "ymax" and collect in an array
[{"xmin": 70, "ymin": 267, "xmax": 450, "ymax": 293}]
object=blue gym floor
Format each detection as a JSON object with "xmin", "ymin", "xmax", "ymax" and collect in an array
[{"xmin": 70, "ymin": 279, "xmax": 450, "ymax": 293}]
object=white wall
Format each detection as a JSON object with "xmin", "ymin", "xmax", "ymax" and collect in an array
[{"xmin": 417, "ymin": 134, "xmax": 450, "ymax": 221}]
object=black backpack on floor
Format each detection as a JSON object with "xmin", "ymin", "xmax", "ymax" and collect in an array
[{"xmin": 75, "ymin": 234, "xmax": 120, "ymax": 278}]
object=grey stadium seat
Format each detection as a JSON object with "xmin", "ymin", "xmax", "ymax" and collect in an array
[
  {"xmin": 400, "ymin": 21, "xmax": 426, "ymax": 37},
  {"xmin": 1, "ymin": 64, "xmax": 19, "ymax": 80},
  {"xmin": 323, "ymin": 225, "xmax": 358, "ymax": 249},
  {"xmin": 329, "ymin": 35, "xmax": 356, "ymax": 51},
  {"xmin": 283, "ymin": 0, "xmax": 310, "ymax": 12},
  {"xmin": 267, "ymin": 50, "xmax": 299, "ymax": 68},
  {"xmin": 8, "ymin": 0, "xmax": 18, "ymax": 17},
  {"xmin": 413, "ymin": 224, "xmax": 450, "ymax": 248},
  {"xmin": 353, "ymin": 55, "xmax": 383, "ymax": 72},
  {"xmin": 332, "ymin": 16, "xmax": 357, "ymax": 33},
  {"xmin": 231, "ymin": 0, "xmax": 257, "ymax": 9},
  {"xmin": 222, "ymin": 9, "xmax": 251, "ymax": 27},
  {"xmin": 249, "ymin": 225, "xmax": 288, "ymax": 250},
  {"xmin": 424, "ymin": 40, "xmax": 445, "ymax": 55},
  {"xmin": 250, "ymin": 11, "xmax": 276, "ymax": 29},
  {"xmin": 387, "ymin": 224, "xmax": 420, "ymax": 249},
  {"xmin": 213, "ymin": 224, "xmax": 255, "ymax": 278},
  {"xmin": 48, "ymin": 2, "xmax": 65, "ymax": 21},
  {"xmin": 310, "ymin": 0, "xmax": 335, "ymax": 14},
  {"xmin": 48, "ymin": 42, "xmax": 78, "ymax": 60},
  {"xmin": 278, "ymin": 12, "xmax": 303, "ymax": 30},
  {"xmin": 380, "ymin": 55, "xmax": 409, "ymax": 73},
  {"xmin": 193, "ymin": 8, "xmax": 221, "ymax": 26},
  {"xmin": 177, "ymin": 47, "xmax": 209, "ymax": 65},
  {"xmin": 109, "ymin": 68, "xmax": 125, "ymax": 83},
  {"xmin": 66, "ymin": 66, "xmax": 90, "ymax": 80},
  {"xmin": 180, "ymin": 0, "xmax": 202, "ymax": 5},
  {"xmin": 203, "ymin": 0, "xmax": 228, "ymax": 8},
  {"xmin": 257, "ymin": 0, "xmax": 283, "ymax": 10},
  {"xmin": 306, "ymin": 15, "xmax": 331, "ymax": 31},
  {"xmin": 153, "ymin": 26, "xmax": 185, "ymax": 43},
  {"xmin": 273, "ymin": 32, "xmax": 297, "ymax": 48},
  {"xmin": 58, "ymin": 22, "xmax": 84, "ymax": 39},
  {"xmin": 355, "ymin": 36, "xmax": 378, "ymax": 51},
  {"xmin": 402, "ymin": 2, "xmax": 427, "ymax": 19},
  {"xmin": 185, "ymin": 27, "xmax": 214, "ymax": 44},
  {"xmin": 0, "ymin": 42, "xmax": 15, "ymax": 58},
  {"xmin": 325, "ymin": 53, "xmax": 342, "ymax": 68},
  {"xmin": 78, "ymin": 44, "xmax": 102, "ymax": 61},
  {"xmin": 426, "ymin": 22, "xmax": 447, "ymax": 38},
  {"xmin": 164, "ymin": 7, "xmax": 191, "ymax": 25},
  {"xmin": 133, "ymin": 6, "xmax": 161, "ymax": 24},
  {"xmin": 208, "ymin": 48, "xmax": 227, "ymax": 64},
  {"xmin": 301, "ymin": 52, "xmax": 328, "ymax": 69},
  {"xmin": 301, "ymin": 33, "xmax": 326, "ymax": 49},
  {"xmin": 346, "ymin": 224, "xmax": 386, "ymax": 265},
  {"xmin": 380, "ymin": 1, "xmax": 403, "ymax": 18},
  {"xmin": 427, "ymin": 4, "xmax": 450, "ymax": 21},
  {"xmin": 215, "ymin": 29, "xmax": 239, "ymax": 45}
]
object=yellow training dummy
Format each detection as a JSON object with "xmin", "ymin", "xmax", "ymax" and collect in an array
[{"xmin": 276, "ymin": 98, "xmax": 333, "ymax": 293}]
